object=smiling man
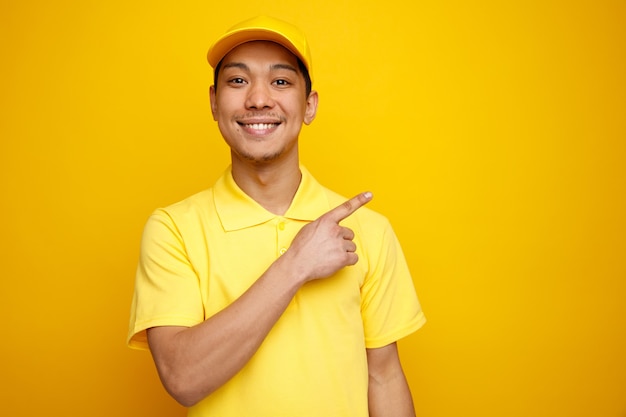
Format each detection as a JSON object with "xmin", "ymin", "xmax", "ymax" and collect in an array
[{"xmin": 127, "ymin": 16, "xmax": 426, "ymax": 417}]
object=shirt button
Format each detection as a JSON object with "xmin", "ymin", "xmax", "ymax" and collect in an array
[
  {"xmin": 279, "ymin": 247, "xmax": 287, "ymax": 255},
  {"xmin": 278, "ymin": 222, "xmax": 285, "ymax": 231}
]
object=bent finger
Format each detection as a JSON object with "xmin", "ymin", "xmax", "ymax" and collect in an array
[
  {"xmin": 343, "ymin": 227, "xmax": 355, "ymax": 241},
  {"xmin": 345, "ymin": 252, "xmax": 359, "ymax": 266}
]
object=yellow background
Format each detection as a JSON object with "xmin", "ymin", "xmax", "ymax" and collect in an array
[{"xmin": 2, "ymin": 1, "xmax": 625, "ymax": 416}]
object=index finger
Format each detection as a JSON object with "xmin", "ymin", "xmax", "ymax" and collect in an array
[{"xmin": 324, "ymin": 192, "xmax": 373, "ymax": 223}]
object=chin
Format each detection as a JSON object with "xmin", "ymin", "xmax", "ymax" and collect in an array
[{"xmin": 237, "ymin": 149, "xmax": 284, "ymax": 164}]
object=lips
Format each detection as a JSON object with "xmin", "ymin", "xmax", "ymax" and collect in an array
[
  {"xmin": 241, "ymin": 123, "xmax": 279, "ymax": 130},
  {"xmin": 237, "ymin": 117, "xmax": 282, "ymax": 135}
]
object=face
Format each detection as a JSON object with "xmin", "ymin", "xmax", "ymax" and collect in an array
[{"xmin": 210, "ymin": 41, "xmax": 318, "ymax": 165}]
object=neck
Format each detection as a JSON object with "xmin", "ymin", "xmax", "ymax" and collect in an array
[{"xmin": 230, "ymin": 152, "xmax": 302, "ymax": 216}]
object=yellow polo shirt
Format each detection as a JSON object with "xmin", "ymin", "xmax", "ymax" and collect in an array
[{"xmin": 127, "ymin": 166, "xmax": 425, "ymax": 417}]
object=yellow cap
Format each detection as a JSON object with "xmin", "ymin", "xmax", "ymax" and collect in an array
[{"xmin": 207, "ymin": 16, "xmax": 313, "ymax": 81}]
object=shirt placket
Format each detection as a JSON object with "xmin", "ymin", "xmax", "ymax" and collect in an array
[{"xmin": 275, "ymin": 217, "xmax": 289, "ymax": 257}]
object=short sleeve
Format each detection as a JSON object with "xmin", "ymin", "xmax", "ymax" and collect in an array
[
  {"xmin": 127, "ymin": 209, "xmax": 205, "ymax": 349},
  {"xmin": 360, "ymin": 220, "xmax": 426, "ymax": 348}
]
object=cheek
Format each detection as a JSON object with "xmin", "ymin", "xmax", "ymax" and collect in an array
[
  {"xmin": 286, "ymin": 98, "xmax": 308, "ymax": 119},
  {"xmin": 213, "ymin": 102, "xmax": 234, "ymax": 125}
]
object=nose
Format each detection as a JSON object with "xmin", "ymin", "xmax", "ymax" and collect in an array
[{"xmin": 245, "ymin": 82, "xmax": 275, "ymax": 110}]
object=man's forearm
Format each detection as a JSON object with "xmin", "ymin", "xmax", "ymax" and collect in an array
[
  {"xmin": 367, "ymin": 343, "xmax": 417, "ymax": 417},
  {"xmin": 147, "ymin": 257, "xmax": 305, "ymax": 406},
  {"xmin": 368, "ymin": 373, "xmax": 416, "ymax": 417}
]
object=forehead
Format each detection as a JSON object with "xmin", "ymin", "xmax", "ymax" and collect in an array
[{"xmin": 220, "ymin": 40, "xmax": 300, "ymax": 67}]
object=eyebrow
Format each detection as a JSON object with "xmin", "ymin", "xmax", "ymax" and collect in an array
[
  {"xmin": 221, "ymin": 62, "xmax": 298, "ymax": 74},
  {"xmin": 222, "ymin": 62, "xmax": 250, "ymax": 71},
  {"xmin": 270, "ymin": 63, "xmax": 298, "ymax": 73}
]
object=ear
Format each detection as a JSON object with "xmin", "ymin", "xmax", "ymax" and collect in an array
[
  {"xmin": 209, "ymin": 85, "xmax": 218, "ymax": 121},
  {"xmin": 303, "ymin": 90, "xmax": 318, "ymax": 125}
]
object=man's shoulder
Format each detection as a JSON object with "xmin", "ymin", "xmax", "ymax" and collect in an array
[{"xmin": 151, "ymin": 188, "xmax": 214, "ymax": 223}]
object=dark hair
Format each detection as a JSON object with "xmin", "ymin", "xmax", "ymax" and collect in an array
[{"xmin": 213, "ymin": 57, "xmax": 312, "ymax": 98}]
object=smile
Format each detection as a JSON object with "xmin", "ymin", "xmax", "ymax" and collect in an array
[
  {"xmin": 237, "ymin": 121, "xmax": 282, "ymax": 136},
  {"xmin": 242, "ymin": 123, "xmax": 279, "ymax": 130}
]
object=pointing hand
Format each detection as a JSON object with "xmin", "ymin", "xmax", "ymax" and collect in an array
[{"xmin": 284, "ymin": 192, "xmax": 373, "ymax": 282}]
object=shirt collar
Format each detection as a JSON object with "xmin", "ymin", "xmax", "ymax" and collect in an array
[{"xmin": 214, "ymin": 166, "xmax": 331, "ymax": 232}]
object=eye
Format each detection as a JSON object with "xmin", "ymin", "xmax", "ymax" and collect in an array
[
  {"xmin": 273, "ymin": 79, "xmax": 290, "ymax": 87},
  {"xmin": 228, "ymin": 77, "xmax": 246, "ymax": 85}
]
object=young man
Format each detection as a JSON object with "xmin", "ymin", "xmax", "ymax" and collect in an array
[{"xmin": 128, "ymin": 16, "xmax": 426, "ymax": 417}]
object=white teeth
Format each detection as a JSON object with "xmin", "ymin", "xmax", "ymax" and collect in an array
[{"xmin": 246, "ymin": 123, "xmax": 276, "ymax": 130}]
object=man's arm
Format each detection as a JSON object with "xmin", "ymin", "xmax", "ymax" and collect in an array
[
  {"xmin": 367, "ymin": 342, "xmax": 417, "ymax": 417},
  {"xmin": 147, "ymin": 192, "xmax": 372, "ymax": 407}
]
